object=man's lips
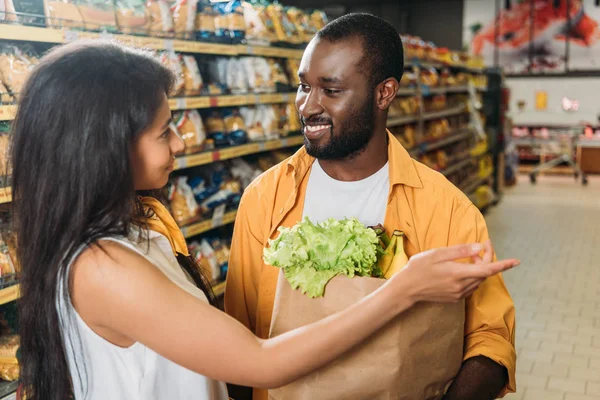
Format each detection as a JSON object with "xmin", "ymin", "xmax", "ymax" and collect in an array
[{"xmin": 303, "ymin": 123, "xmax": 332, "ymax": 140}]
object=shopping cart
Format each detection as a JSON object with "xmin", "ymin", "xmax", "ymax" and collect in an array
[{"xmin": 514, "ymin": 126, "xmax": 588, "ymax": 185}]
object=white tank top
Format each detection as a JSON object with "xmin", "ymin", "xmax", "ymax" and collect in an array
[{"xmin": 56, "ymin": 228, "xmax": 230, "ymax": 400}]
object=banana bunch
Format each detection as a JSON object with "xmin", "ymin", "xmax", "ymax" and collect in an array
[{"xmin": 371, "ymin": 225, "xmax": 409, "ymax": 279}]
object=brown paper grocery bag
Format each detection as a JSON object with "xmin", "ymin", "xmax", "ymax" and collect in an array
[{"xmin": 268, "ymin": 271, "xmax": 465, "ymax": 400}]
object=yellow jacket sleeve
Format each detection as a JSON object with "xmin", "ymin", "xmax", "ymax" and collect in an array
[
  {"xmin": 450, "ymin": 203, "xmax": 517, "ymax": 397},
  {"xmin": 224, "ymin": 187, "xmax": 263, "ymax": 333}
]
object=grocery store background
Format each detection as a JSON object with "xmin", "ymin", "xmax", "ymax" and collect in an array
[{"xmin": 0, "ymin": 0, "xmax": 599, "ymax": 399}]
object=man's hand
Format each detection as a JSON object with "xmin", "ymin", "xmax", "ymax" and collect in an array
[{"xmin": 442, "ymin": 356, "xmax": 508, "ymax": 400}]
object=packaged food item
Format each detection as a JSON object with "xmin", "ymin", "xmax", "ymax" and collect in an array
[
  {"xmin": 239, "ymin": 106, "xmax": 264, "ymax": 141},
  {"xmin": 44, "ymin": 0, "xmax": 85, "ymax": 29},
  {"xmin": 286, "ymin": 59, "xmax": 300, "ymax": 87},
  {"xmin": 198, "ymin": 239, "xmax": 221, "ymax": 281},
  {"xmin": 227, "ymin": 58, "xmax": 250, "ymax": 94},
  {"xmin": 159, "ymin": 51, "xmax": 184, "ymax": 96},
  {"xmin": 223, "ymin": 108, "xmax": 247, "ymax": 145},
  {"xmin": 75, "ymin": 0, "xmax": 117, "ymax": 32},
  {"xmin": 168, "ymin": 176, "xmax": 200, "ymax": 225},
  {"xmin": 213, "ymin": 2, "xmax": 229, "ymax": 41},
  {"xmin": 285, "ymin": 103, "xmax": 301, "ymax": 132},
  {"xmin": 1, "ymin": 0, "xmax": 18, "ymax": 22},
  {"xmin": 0, "ymin": 334, "xmax": 19, "ymax": 381},
  {"xmin": 0, "ymin": 82, "xmax": 13, "ymax": 105},
  {"xmin": 420, "ymin": 67, "xmax": 439, "ymax": 87},
  {"xmin": 173, "ymin": 110, "xmax": 205, "ymax": 153},
  {"xmin": 114, "ymin": 0, "xmax": 148, "ymax": 34},
  {"xmin": 171, "ymin": 0, "xmax": 197, "ymax": 39},
  {"xmin": 0, "ymin": 232, "xmax": 15, "ymax": 277},
  {"xmin": 205, "ymin": 110, "xmax": 228, "ymax": 147},
  {"xmin": 310, "ymin": 9, "xmax": 327, "ymax": 31},
  {"xmin": 189, "ymin": 240, "xmax": 217, "ymax": 281},
  {"xmin": 224, "ymin": 0, "xmax": 245, "ymax": 42},
  {"xmin": 399, "ymin": 70, "xmax": 417, "ymax": 87},
  {"xmin": 182, "ymin": 55, "xmax": 202, "ymax": 95},
  {"xmin": 268, "ymin": 58, "xmax": 290, "ymax": 90},
  {"xmin": 242, "ymin": 1, "xmax": 270, "ymax": 45},
  {"xmin": 239, "ymin": 57, "xmax": 269, "ymax": 93},
  {"xmin": 286, "ymin": 7, "xmax": 311, "ymax": 43},
  {"xmin": 4, "ymin": 232, "xmax": 19, "ymax": 276},
  {"xmin": 195, "ymin": 0, "xmax": 216, "ymax": 40},
  {"xmin": 146, "ymin": 0, "xmax": 174, "ymax": 37},
  {"xmin": 0, "ymin": 49, "xmax": 32, "ymax": 97}
]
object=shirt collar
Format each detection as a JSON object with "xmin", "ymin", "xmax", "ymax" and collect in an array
[{"xmin": 285, "ymin": 130, "xmax": 423, "ymax": 189}]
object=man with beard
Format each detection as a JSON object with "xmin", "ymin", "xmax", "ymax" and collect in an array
[{"xmin": 225, "ymin": 13, "xmax": 516, "ymax": 400}]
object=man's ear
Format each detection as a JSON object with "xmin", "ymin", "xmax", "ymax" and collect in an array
[{"xmin": 377, "ymin": 78, "xmax": 399, "ymax": 110}]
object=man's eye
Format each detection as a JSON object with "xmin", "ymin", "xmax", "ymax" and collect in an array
[
  {"xmin": 298, "ymin": 84, "xmax": 310, "ymax": 92},
  {"xmin": 324, "ymin": 89, "xmax": 341, "ymax": 95},
  {"xmin": 161, "ymin": 130, "xmax": 170, "ymax": 138}
]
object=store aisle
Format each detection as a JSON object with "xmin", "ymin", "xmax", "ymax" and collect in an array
[{"xmin": 485, "ymin": 175, "xmax": 600, "ymax": 400}]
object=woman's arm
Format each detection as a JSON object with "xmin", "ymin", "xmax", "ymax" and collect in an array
[{"xmin": 71, "ymin": 241, "xmax": 517, "ymax": 389}]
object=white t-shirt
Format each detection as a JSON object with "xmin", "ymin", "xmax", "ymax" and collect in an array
[
  {"xmin": 57, "ymin": 228, "xmax": 229, "ymax": 400},
  {"xmin": 302, "ymin": 159, "xmax": 389, "ymax": 227}
]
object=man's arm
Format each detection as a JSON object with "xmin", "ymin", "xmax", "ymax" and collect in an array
[{"xmin": 445, "ymin": 203, "xmax": 516, "ymax": 399}]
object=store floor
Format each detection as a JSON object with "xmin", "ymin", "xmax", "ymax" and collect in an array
[{"xmin": 485, "ymin": 175, "xmax": 600, "ymax": 400}]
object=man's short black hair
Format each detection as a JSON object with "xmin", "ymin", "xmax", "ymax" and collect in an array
[{"xmin": 316, "ymin": 13, "xmax": 404, "ymax": 88}]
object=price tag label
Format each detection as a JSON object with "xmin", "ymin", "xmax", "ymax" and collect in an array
[
  {"xmin": 164, "ymin": 39, "xmax": 174, "ymax": 52},
  {"xmin": 64, "ymin": 30, "xmax": 79, "ymax": 42},
  {"xmin": 282, "ymin": 93, "xmax": 290, "ymax": 103},
  {"xmin": 175, "ymin": 98, "xmax": 186, "ymax": 109},
  {"xmin": 211, "ymin": 204, "xmax": 227, "ymax": 228},
  {"xmin": 209, "ymin": 97, "xmax": 219, "ymax": 108},
  {"xmin": 246, "ymin": 46, "xmax": 255, "ymax": 55}
]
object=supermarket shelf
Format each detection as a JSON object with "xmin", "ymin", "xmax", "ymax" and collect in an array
[
  {"xmin": 408, "ymin": 128, "xmax": 472, "ymax": 156},
  {"xmin": 0, "ymin": 94, "xmax": 296, "ymax": 122},
  {"xmin": 175, "ymin": 134, "xmax": 303, "ymax": 170},
  {"xmin": 0, "ymin": 188, "xmax": 11, "ymax": 204},
  {"xmin": 441, "ymin": 157, "xmax": 472, "ymax": 177},
  {"xmin": 180, "ymin": 210, "xmax": 237, "ymax": 239},
  {"xmin": 169, "ymin": 92, "xmax": 295, "ymax": 111},
  {"xmin": 518, "ymin": 165, "xmax": 576, "ymax": 176},
  {"xmin": 213, "ymin": 281, "xmax": 226, "ymax": 297},
  {"xmin": 578, "ymin": 139, "xmax": 600, "ymax": 148},
  {"xmin": 460, "ymin": 171, "xmax": 493, "ymax": 195},
  {"xmin": 0, "ymin": 106, "xmax": 16, "ymax": 121},
  {"xmin": 387, "ymin": 114, "xmax": 418, "ymax": 127},
  {"xmin": 396, "ymin": 88, "xmax": 417, "ymax": 96},
  {"xmin": 0, "ymin": 380, "xmax": 17, "ymax": 400},
  {"xmin": 423, "ymin": 105, "xmax": 467, "ymax": 121},
  {"xmin": 405, "ymin": 61, "xmax": 485, "ymax": 74},
  {"xmin": 0, "ymin": 24, "xmax": 304, "ymax": 58},
  {"xmin": 0, "ymin": 284, "xmax": 19, "ymax": 306}
]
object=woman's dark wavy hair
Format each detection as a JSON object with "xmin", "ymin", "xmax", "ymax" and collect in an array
[{"xmin": 10, "ymin": 40, "xmax": 215, "ymax": 400}]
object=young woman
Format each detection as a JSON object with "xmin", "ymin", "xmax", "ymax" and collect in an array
[{"xmin": 10, "ymin": 41, "xmax": 518, "ymax": 400}]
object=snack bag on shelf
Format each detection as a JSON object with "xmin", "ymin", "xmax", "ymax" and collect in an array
[
  {"xmin": 286, "ymin": 7, "xmax": 310, "ymax": 43},
  {"xmin": 1, "ymin": 0, "xmax": 17, "ymax": 22},
  {"xmin": 205, "ymin": 109, "xmax": 228, "ymax": 147},
  {"xmin": 223, "ymin": 107, "xmax": 247, "ymax": 145},
  {"xmin": 168, "ymin": 176, "xmax": 200, "ymax": 225},
  {"xmin": 0, "ymin": 232, "xmax": 15, "ymax": 277},
  {"xmin": 75, "ymin": 0, "xmax": 117, "ymax": 32},
  {"xmin": 173, "ymin": 110, "xmax": 205, "ymax": 153},
  {"xmin": 420, "ymin": 67, "xmax": 439, "ymax": 87},
  {"xmin": 146, "ymin": 0, "xmax": 174, "ymax": 37},
  {"xmin": 171, "ymin": 0, "xmax": 197, "ymax": 39},
  {"xmin": 3, "ymin": 231, "xmax": 19, "ymax": 276},
  {"xmin": 240, "ymin": 57, "xmax": 268, "ymax": 93},
  {"xmin": 239, "ymin": 106, "xmax": 264, "ymax": 141},
  {"xmin": 182, "ymin": 55, "xmax": 203, "ymax": 95},
  {"xmin": 224, "ymin": 0, "xmax": 245, "ymax": 42},
  {"xmin": 286, "ymin": 59, "xmax": 300, "ymax": 86},
  {"xmin": 285, "ymin": 103, "xmax": 301, "ymax": 132},
  {"xmin": 241, "ymin": 1, "xmax": 270, "ymax": 45},
  {"xmin": 268, "ymin": 58, "xmax": 290, "ymax": 90},
  {"xmin": 213, "ymin": 2, "xmax": 229, "ymax": 40},
  {"xmin": 399, "ymin": 71, "xmax": 417, "ymax": 88},
  {"xmin": 265, "ymin": 3, "xmax": 289, "ymax": 43},
  {"xmin": 0, "ymin": 48, "xmax": 33, "ymax": 98},
  {"xmin": 44, "ymin": 0, "xmax": 85, "ymax": 29},
  {"xmin": 199, "ymin": 239, "xmax": 221, "ymax": 281},
  {"xmin": 195, "ymin": 0, "xmax": 216, "ymax": 40},
  {"xmin": 159, "ymin": 51, "xmax": 184, "ymax": 96},
  {"xmin": 309, "ymin": 9, "xmax": 327, "ymax": 31},
  {"xmin": 0, "ymin": 334, "xmax": 19, "ymax": 382},
  {"xmin": 209, "ymin": 237, "xmax": 230, "ymax": 277},
  {"xmin": 229, "ymin": 158, "xmax": 262, "ymax": 188},
  {"xmin": 0, "ymin": 126, "xmax": 11, "ymax": 179},
  {"xmin": 226, "ymin": 58, "xmax": 250, "ymax": 94},
  {"xmin": 114, "ymin": 0, "xmax": 148, "ymax": 35},
  {"xmin": 261, "ymin": 104, "xmax": 279, "ymax": 139},
  {"xmin": 0, "ymin": 82, "xmax": 13, "ymax": 105},
  {"xmin": 188, "ymin": 240, "xmax": 217, "ymax": 281}
]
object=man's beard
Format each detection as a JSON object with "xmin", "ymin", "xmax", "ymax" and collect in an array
[{"xmin": 302, "ymin": 93, "xmax": 376, "ymax": 160}]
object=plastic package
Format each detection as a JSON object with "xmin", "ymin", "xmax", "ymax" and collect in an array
[
  {"xmin": 44, "ymin": 0, "xmax": 85, "ymax": 29},
  {"xmin": 146, "ymin": 0, "xmax": 174, "ymax": 37},
  {"xmin": 0, "ymin": 82, "xmax": 13, "ymax": 105},
  {"xmin": 114, "ymin": 0, "xmax": 147, "ymax": 34},
  {"xmin": 195, "ymin": 0, "xmax": 216, "ymax": 40},
  {"xmin": 205, "ymin": 110, "xmax": 228, "ymax": 147},
  {"xmin": 173, "ymin": 110, "xmax": 205, "ymax": 153},
  {"xmin": 242, "ymin": 1, "xmax": 270, "ymax": 45},
  {"xmin": 172, "ymin": 0, "xmax": 197, "ymax": 39},
  {"xmin": 182, "ymin": 55, "xmax": 202, "ymax": 95},
  {"xmin": 0, "ymin": 48, "xmax": 33, "ymax": 97},
  {"xmin": 239, "ymin": 106, "xmax": 264, "ymax": 141},
  {"xmin": 159, "ymin": 51, "xmax": 184, "ymax": 96},
  {"xmin": 310, "ymin": 10, "xmax": 328, "ymax": 31},
  {"xmin": 75, "ymin": 0, "xmax": 117, "ymax": 32},
  {"xmin": 213, "ymin": 2, "xmax": 229, "ymax": 40},
  {"xmin": 169, "ymin": 176, "xmax": 200, "ymax": 225},
  {"xmin": 285, "ymin": 103, "xmax": 301, "ymax": 132},
  {"xmin": 223, "ymin": 108, "xmax": 247, "ymax": 145},
  {"xmin": 224, "ymin": 0, "xmax": 245, "ymax": 42}
]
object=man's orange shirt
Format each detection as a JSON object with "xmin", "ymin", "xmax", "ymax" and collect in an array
[{"xmin": 225, "ymin": 132, "xmax": 516, "ymax": 399}]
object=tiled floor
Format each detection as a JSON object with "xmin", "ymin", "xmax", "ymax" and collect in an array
[{"xmin": 485, "ymin": 175, "xmax": 600, "ymax": 400}]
